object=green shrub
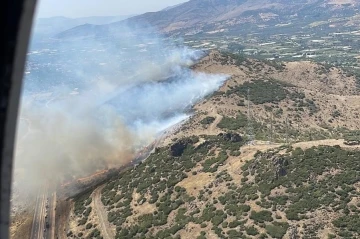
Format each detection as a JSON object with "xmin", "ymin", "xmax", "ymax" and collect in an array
[
  {"xmin": 250, "ymin": 210, "xmax": 273, "ymax": 223},
  {"xmin": 196, "ymin": 231, "xmax": 207, "ymax": 239},
  {"xmin": 327, "ymin": 234, "xmax": 336, "ymax": 239},
  {"xmin": 88, "ymin": 228, "xmax": 101, "ymax": 238},
  {"xmin": 227, "ymin": 79, "xmax": 289, "ymax": 105},
  {"xmin": 217, "ymin": 114, "xmax": 247, "ymax": 130},
  {"xmin": 265, "ymin": 222, "xmax": 289, "ymax": 238},
  {"xmin": 78, "ymin": 218, "xmax": 87, "ymax": 225},
  {"xmin": 268, "ymin": 196, "xmax": 288, "ymax": 205},
  {"xmin": 200, "ymin": 116, "xmax": 216, "ymax": 125},
  {"xmin": 228, "ymin": 220, "xmax": 242, "ymax": 228},
  {"xmin": 227, "ymin": 229, "xmax": 244, "ymax": 238},
  {"xmin": 246, "ymin": 226, "xmax": 259, "ymax": 235},
  {"xmin": 222, "ymin": 221, "xmax": 228, "ymax": 228},
  {"xmin": 86, "ymin": 223, "xmax": 93, "ymax": 229},
  {"xmin": 333, "ymin": 214, "xmax": 360, "ymax": 233},
  {"xmin": 221, "ymin": 52, "xmax": 247, "ymax": 66}
]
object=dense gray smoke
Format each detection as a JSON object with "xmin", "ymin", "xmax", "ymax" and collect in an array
[{"xmin": 11, "ymin": 25, "xmax": 227, "ymax": 210}]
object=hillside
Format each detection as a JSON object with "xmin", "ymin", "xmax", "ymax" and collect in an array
[
  {"xmin": 127, "ymin": 0, "xmax": 360, "ymax": 33},
  {"xmin": 54, "ymin": 0, "xmax": 360, "ymax": 69},
  {"xmin": 169, "ymin": 51, "xmax": 360, "ymax": 144},
  {"xmin": 63, "ymin": 52, "xmax": 360, "ymax": 239},
  {"xmin": 56, "ymin": 0, "xmax": 360, "ymax": 38},
  {"xmin": 32, "ymin": 15, "xmax": 133, "ymax": 38}
]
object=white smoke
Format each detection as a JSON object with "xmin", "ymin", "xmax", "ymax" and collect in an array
[{"xmin": 12, "ymin": 25, "xmax": 227, "ymax": 207}]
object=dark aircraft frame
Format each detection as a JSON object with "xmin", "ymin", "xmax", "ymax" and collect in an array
[{"xmin": 0, "ymin": 0, "xmax": 38, "ymax": 238}]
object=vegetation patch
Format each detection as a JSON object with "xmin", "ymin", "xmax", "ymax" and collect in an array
[
  {"xmin": 217, "ymin": 112, "xmax": 247, "ymax": 130},
  {"xmin": 265, "ymin": 222, "xmax": 289, "ymax": 238},
  {"xmin": 220, "ymin": 52, "xmax": 248, "ymax": 66},
  {"xmin": 73, "ymin": 191, "xmax": 93, "ymax": 227},
  {"xmin": 241, "ymin": 145, "xmax": 360, "ymax": 237},
  {"xmin": 99, "ymin": 134, "xmax": 246, "ymax": 238},
  {"xmin": 200, "ymin": 116, "xmax": 216, "ymax": 125},
  {"xmin": 227, "ymin": 79, "xmax": 290, "ymax": 104},
  {"xmin": 344, "ymin": 130, "xmax": 360, "ymax": 145},
  {"xmin": 250, "ymin": 210, "xmax": 273, "ymax": 223},
  {"xmin": 333, "ymin": 214, "xmax": 360, "ymax": 235}
]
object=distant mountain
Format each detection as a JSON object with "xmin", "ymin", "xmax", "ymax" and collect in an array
[
  {"xmin": 56, "ymin": 0, "xmax": 360, "ymax": 39},
  {"xmin": 161, "ymin": 2, "xmax": 186, "ymax": 12},
  {"xmin": 32, "ymin": 15, "xmax": 134, "ymax": 37}
]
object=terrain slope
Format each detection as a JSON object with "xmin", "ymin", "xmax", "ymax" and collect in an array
[
  {"xmin": 64, "ymin": 52, "xmax": 360, "ymax": 239},
  {"xmin": 57, "ymin": 0, "xmax": 360, "ymax": 38}
]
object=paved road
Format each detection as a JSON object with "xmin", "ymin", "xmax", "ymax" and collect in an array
[
  {"xmin": 30, "ymin": 186, "xmax": 56, "ymax": 239},
  {"xmin": 30, "ymin": 187, "xmax": 47, "ymax": 239}
]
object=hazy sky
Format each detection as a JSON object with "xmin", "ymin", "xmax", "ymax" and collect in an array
[{"xmin": 36, "ymin": 0, "xmax": 189, "ymax": 18}]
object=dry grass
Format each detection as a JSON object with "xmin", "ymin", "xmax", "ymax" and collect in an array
[
  {"xmin": 10, "ymin": 211, "xmax": 33, "ymax": 239},
  {"xmin": 177, "ymin": 172, "xmax": 214, "ymax": 196},
  {"xmin": 292, "ymin": 138, "xmax": 360, "ymax": 149},
  {"xmin": 178, "ymin": 222, "xmax": 203, "ymax": 239},
  {"xmin": 167, "ymin": 51, "xmax": 360, "ymax": 146},
  {"xmin": 129, "ymin": 190, "xmax": 156, "ymax": 221},
  {"xmin": 67, "ymin": 190, "xmax": 107, "ymax": 239},
  {"xmin": 223, "ymin": 142, "xmax": 279, "ymax": 182}
]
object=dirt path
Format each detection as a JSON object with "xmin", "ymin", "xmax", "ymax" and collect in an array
[
  {"xmin": 292, "ymin": 139, "xmax": 359, "ymax": 149},
  {"xmin": 93, "ymin": 186, "xmax": 115, "ymax": 239},
  {"xmin": 209, "ymin": 113, "xmax": 223, "ymax": 132},
  {"xmin": 224, "ymin": 142, "xmax": 281, "ymax": 181},
  {"xmin": 225, "ymin": 139, "xmax": 360, "ymax": 182},
  {"xmin": 80, "ymin": 138, "xmax": 359, "ymax": 239},
  {"xmin": 247, "ymin": 139, "xmax": 360, "ymax": 152}
]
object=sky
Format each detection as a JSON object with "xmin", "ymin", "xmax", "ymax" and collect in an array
[{"xmin": 35, "ymin": 0, "xmax": 189, "ymax": 18}]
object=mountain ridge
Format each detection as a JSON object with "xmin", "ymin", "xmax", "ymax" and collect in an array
[
  {"xmin": 56, "ymin": 0, "xmax": 360, "ymax": 39},
  {"xmin": 33, "ymin": 15, "xmax": 134, "ymax": 37}
]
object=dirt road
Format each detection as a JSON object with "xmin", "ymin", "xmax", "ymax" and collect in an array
[
  {"xmin": 209, "ymin": 113, "xmax": 223, "ymax": 132},
  {"xmin": 93, "ymin": 186, "xmax": 115, "ymax": 239},
  {"xmin": 292, "ymin": 139, "xmax": 359, "ymax": 149}
]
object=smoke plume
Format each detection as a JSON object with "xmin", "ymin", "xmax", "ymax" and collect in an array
[{"xmin": 12, "ymin": 25, "xmax": 227, "ymax": 210}]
